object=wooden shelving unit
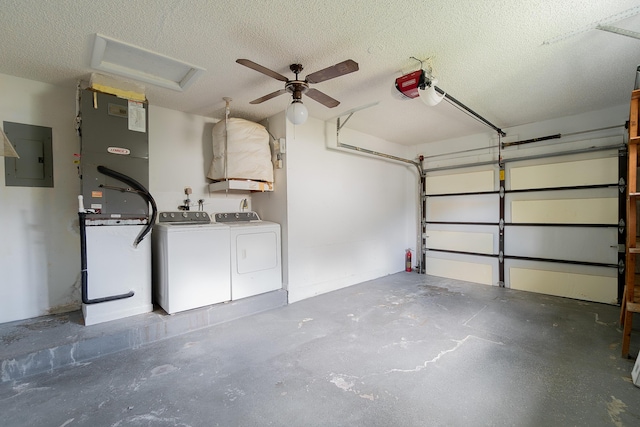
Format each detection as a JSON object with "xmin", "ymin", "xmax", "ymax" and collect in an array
[{"xmin": 621, "ymin": 89, "xmax": 640, "ymax": 357}]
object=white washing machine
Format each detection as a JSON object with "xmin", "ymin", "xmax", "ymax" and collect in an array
[
  {"xmin": 213, "ymin": 212, "xmax": 282, "ymax": 300},
  {"xmin": 153, "ymin": 212, "xmax": 231, "ymax": 314}
]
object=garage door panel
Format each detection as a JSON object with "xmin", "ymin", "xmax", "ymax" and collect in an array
[
  {"xmin": 427, "ymin": 194, "xmax": 499, "ymax": 223},
  {"xmin": 426, "ymin": 170, "xmax": 495, "ymax": 194},
  {"xmin": 504, "ymin": 226, "xmax": 618, "ymax": 264},
  {"xmin": 426, "ymin": 230, "xmax": 495, "ymax": 254},
  {"xmin": 509, "ymin": 267, "xmax": 617, "ymax": 304},
  {"xmin": 511, "ymin": 198, "xmax": 617, "ymax": 224},
  {"xmin": 509, "ymin": 157, "xmax": 618, "ymax": 190},
  {"xmin": 426, "ymin": 257, "xmax": 494, "ymax": 285}
]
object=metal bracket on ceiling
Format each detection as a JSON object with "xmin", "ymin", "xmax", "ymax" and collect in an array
[
  {"xmin": 337, "ymin": 112, "xmax": 353, "ymax": 132},
  {"xmin": 334, "ymin": 102, "xmax": 379, "ymax": 132},
  {"xmin": 330, "ymin": 101, "xmax": 421, "ymax": 170}
]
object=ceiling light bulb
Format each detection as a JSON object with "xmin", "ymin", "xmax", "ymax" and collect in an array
[
  {"xmin": 286, "ymin": 100, "xmax": 308, "ymax": 125},
  {"xmin": 418, "ymin": 78, "xmax": 445, "ymax": 107}
]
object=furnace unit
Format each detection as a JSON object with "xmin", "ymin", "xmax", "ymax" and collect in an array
[{"xmin": 78, "ymin": 89, "xmax": 155, "ymax": 326}]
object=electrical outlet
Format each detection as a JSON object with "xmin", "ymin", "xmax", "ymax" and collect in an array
[{"xmin": 279, "ymin": 138, "xmax": 286, "ymax": 154}]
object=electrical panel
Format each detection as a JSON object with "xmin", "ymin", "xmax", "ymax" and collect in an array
[{"xmin": 4, "ymin": 121, "xmax": 54, "ymax": 187}]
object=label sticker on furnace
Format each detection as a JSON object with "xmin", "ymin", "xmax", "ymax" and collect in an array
[
  {"xmin": 128, "ymin": 100, "xmax": 146, "ymax": 133},
  {"xmin": 107, "ymin": 147, "xmax": 131, "ymax": 155}
]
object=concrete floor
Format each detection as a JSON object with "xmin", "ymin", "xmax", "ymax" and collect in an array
[{"xmin": 1, "ymin": 273, "xmax": 640, "ymax": 426}]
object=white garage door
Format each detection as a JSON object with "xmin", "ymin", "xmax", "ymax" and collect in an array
[{"xmin": 424, "ymin": 151, "xmax": 622, "ymax": 305}]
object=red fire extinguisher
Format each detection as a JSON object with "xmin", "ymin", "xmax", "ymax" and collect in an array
[{"xmin": 405, "ymin": 249, "xmax": 412, "ymax": 272}]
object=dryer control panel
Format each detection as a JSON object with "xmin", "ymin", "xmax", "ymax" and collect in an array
[{"xmin": 213, "ymin": 211, "xmax": 260, "ymax": 223}]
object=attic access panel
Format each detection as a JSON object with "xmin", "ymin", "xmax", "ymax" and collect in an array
[
  {"xmin": 4, "ymin": 122, "xmax": 53, "ymax": 187},
  {"xmin": 91, "ymin": 34, "xmax": 205, "ymax": 91}
]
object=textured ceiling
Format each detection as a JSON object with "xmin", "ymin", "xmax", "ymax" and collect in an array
[{"xmin": 1, "ymin": 0, "xmax": 640, "ymax": 145}]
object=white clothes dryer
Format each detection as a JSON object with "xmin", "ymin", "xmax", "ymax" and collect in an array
[
  {"xmin": 153, "ymin": 212, "xmax": 231, "ymax": 314},
  {"xmin": 213, "ymin": 212, "xmax": 282, "ymax": 300}
]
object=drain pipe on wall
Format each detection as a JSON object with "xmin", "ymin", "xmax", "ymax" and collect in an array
[{"xmin": 325, "ymin": 107, "xmax": 425, "ymax": 273}]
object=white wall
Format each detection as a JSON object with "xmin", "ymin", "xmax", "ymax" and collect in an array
[
  {"xmin": 253, "ymin": 112, "xmax": 289, "ymax": 284},
  {"xmin": 0, "ymin": 74, "xmax": 80, "ymax": 323},
  {"xmin": 281, "ymin": 116, "xmax": 418, "ymax": 303},
  {"xmin": 149, "ymin": 105, "xmax": 251, "ymax": 214}
]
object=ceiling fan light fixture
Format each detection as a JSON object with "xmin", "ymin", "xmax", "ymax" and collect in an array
[
  {"xmin": 286, "ymin": 100, "xmax": 308, "ymax": 125},
  {"xmin": 237, "ymin": 59, "xmax": 357, "ymax": 117}
]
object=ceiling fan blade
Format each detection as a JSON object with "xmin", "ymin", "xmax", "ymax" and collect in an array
[
  {"xmin": 305, "ymin": 59, "xmax": 359, "ymax": 84},
  {"xmin": 236, "ymin": 59, "xmax": 289, "ymax": 82},
  {"xmin": 250, "ymin": 89, "xmax": 287, "ymax": 104},
  {"xmin": 306, "ymin": 88, "xmax": 340, "ymax": 108}
]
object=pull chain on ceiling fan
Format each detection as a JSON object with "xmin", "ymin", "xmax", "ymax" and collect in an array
[{"xmin": 236, "ymin": 58, "xmax": 359, "ymax": 124}]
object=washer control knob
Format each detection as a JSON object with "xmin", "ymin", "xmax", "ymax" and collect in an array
[
  {"xmin": 235, "ymin": 213, "xmax": 240, "ymax": 219},
  {"xmin": 161, "ymin": 213, "xmax": 167, "ymax": 218},
  {"xmin": 195, "ymin": 212, "xmax": 200, "ymax": 218},
  {"xmin": 182, "ymin": 212, "xmax": 188, "ymax": 218},
  {"xmin": 170, "ymin": 213, "xmax": 175, "ymax": 218}
]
